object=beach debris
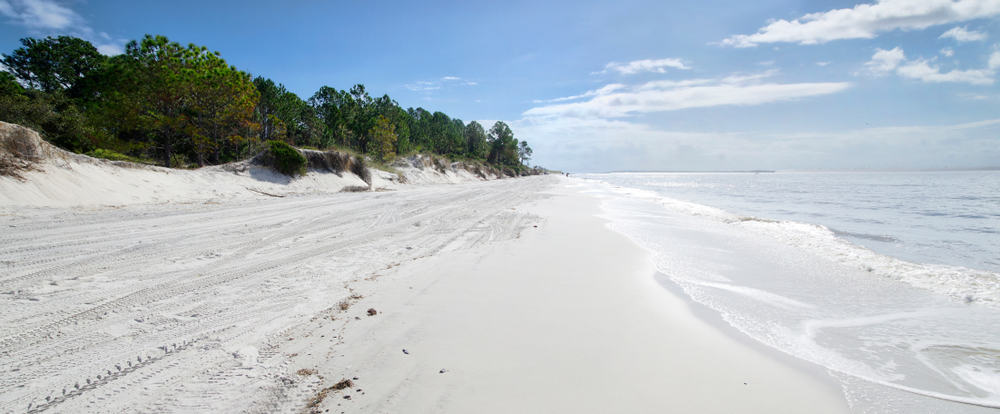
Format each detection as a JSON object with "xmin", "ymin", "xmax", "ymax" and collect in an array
[
  {"xmin": 332, "ymin": 379, "xmax": 353, "ymax": 390},
  {"xmin": 367, "ymin": 308, "xmax": 377, "ymax": 316},
  {"xmin": 343, "ymin": 395, "xmax": 351, "ymax": 400},
  {"xmin": 439, "ymin": 369, "xmax": 447, "ymax": 374},
  {"xmin": 352, "ymin": 376, "xmax": 359, "ymax": 380},
  {"xmin": 402, "ymin": 349, "xmax": 409, "ymax": 355}
]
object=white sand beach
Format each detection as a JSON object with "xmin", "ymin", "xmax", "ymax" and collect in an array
[
  {"xmin": 0, "ymin": 123, "xmax": 849, "ymax": 412},
  {"xmin": 0, "ymin": 180, "xmax": 849, "ymax": 412}
]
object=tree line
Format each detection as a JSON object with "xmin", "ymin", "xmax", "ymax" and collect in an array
[{"xmin": 0, "ymin": 35, "xmax": 532, "ymax": 170}]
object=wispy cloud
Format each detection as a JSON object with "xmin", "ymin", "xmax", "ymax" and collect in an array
[
  {"xmin": 524, "ymin": 70, "xmax": 849, "ymax": 119},
  {"xmin": 532, "ymin": 84, "xmax": 627, "ymax": 104},
  {"xmin": 597, "ymin": 58, "xmax": 690, "ymax": 75},
  {"xmin": 940, "ymin": 26, "xmax": 988, "ymax": 42},
  {"xmin": 517, "ymin": 114, "xmax": 1000, "ymax": 172},
  {"xmin": 0, "ymin": 0, "xmax": 78, "ymax": 29},
  {"xmin": 0, "ymin": 0, "xmax": 125, "ymax": 55},
  {"xmin": 720, "ymin": 0, "xmax": 1000, "ymax": 48},
  {"xmin": 404, "ymin": 81, "xmax": 441, "ymax": 92},
  {"xmin": 897, "ymin": 60, "xmax": 994, "ymax": 85},
  {"xmin": 863, "ymin": 47, "xmax": 998, "ymax": 85},
  {"xmin": 405, "ymin": 75, "xmax": 478, "ymax": 92}
]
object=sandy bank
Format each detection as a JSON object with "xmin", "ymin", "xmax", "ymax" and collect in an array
[{"xmin": 0, "ymin": 121, "xmax": 506, "ymax": 208}]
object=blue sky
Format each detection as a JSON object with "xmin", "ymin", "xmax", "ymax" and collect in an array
[{"xmin": 2, "ymin": 0, "xmax": 1000, "ymax": 172}]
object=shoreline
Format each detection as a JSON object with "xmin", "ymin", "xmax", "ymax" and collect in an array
[{"xmin": 296, "ymin": 178, "xmax": 850, "ymax": 413}]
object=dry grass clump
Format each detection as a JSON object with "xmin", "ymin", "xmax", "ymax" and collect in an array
[
  {"xmin": 348, "ymin": 156, "xmax": 371, "ymax": 185},
  {"xmin": 297, "ymin": 368, "xmax": 317, "ymax": 376},
  {"xmin": 339, "ymin": 185, "xmax": 370, "ymax": 193},
  {"xmin": 303, "ymin": 150, "xmax": 349, "ymax": 174},
  {"xmin": 306, "ymin": 379, "xmax": 354, "ymax": 411}
]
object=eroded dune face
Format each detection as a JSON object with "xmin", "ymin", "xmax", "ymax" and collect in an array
[
  {"xmin": 0, "ymin": 122, "xmax": 513, "ymax": 208},
  {"xmin": 0, "ymin": 122, "xmax": 65, "ymax": 178}
]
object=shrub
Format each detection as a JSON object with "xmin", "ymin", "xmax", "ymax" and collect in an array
[
  {"xmin": 86, "ymin": 148, "xmax": 149, "ymax": 163},
  {"xmin": 267, "ymin": 140, "xmax": 306, "ymax": 176}
]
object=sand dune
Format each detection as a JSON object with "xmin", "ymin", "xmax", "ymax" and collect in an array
[{"xmin": 0, "ymin": 121, "xmax": 496, "ymax": 208}]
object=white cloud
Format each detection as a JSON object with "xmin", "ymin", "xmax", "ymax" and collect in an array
[
  {"xmin": 897, "ymin": 60, "xmax": 994, "ymax": 84},
  {"xmin": 940, "ymin": 26, "xmax": 988, "ymax": 42},
  {"xmin": 0, "ymin": 0, "xmax": 125, "ymax": 56},
  {"xmin": 404, "ymin": 81, "xmax": 441, "ymax": 92},
  {"xmin": 524, "ymin": 71, "xmax": 849, "ymax": 119},
  {"xmin": 990, "ymin": 50, "xmax": 1000, "ymax": 70},
  {"xmin": 864, "ymin": 47, "xmax": 998, "ymax": 84},
  {"xmin": 532, "ymin": 84, "xmax": 627, "ymax": 104},
  {"xmin": 816, "ymin": 61, "xmax": 832, "ymax": 67},
  {"xmin": 720, "ymin": 0, "xmax": 1000, "ymax": 47},
  {"xmin": 406, "ymin": 76, "xmax": 478, "ymax": 93},
  {"xmin": 864, "ymin": 47, "xmax": 907, "ymax": 75},
  {"xmin": 0, "ymin": 0, "xmax": 79, "ymax": 29},
  {"xmin": 599, "ymin": 58, "xmax": 691, "ymax": 75},
  {"xmin": 941, "ymin": 48, "xmax": 955, "ymax": 57},
  {"xmin": 96, "ymin": 43, "xmax": 123, "ymax": 56}
]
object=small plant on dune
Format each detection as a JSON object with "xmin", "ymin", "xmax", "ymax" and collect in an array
[
  {"xmin": 267, "ymin": 140, "xmax": 306, "ymax": 176},
  {"xmin": 86, "ymin": 148, "xmax": 150, "ymax": 164}
]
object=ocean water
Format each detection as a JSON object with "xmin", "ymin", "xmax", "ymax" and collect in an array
[{"xmin": 578, "ymin": 171, "xmax": 1000, "ymax": 413}]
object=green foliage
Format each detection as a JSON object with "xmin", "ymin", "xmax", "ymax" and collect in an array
[
  {"xmin": 0, "ymin": 72, "xmax": 24, "ymax": 96},
  {"xmin": 97, "ymin": 34, "xmax": 261, "ymax": 167},
  {"xmin": 464, "ymin": 121, "xmax": 487, "ymax": 159},
  {"xmin": 254, "ymin": 77, "xmax": 321, "ymax": 147},
  {"xmin": 86, "ymin": 148, "xmax": 151, "ymax": 163},
  {"xmin": 0, "ymin": 34, "xmax": 536, "ymax": 172},
  {"xmin": 487, "ymin": 121, "xmax": 520, "ymax": 167},
  {"xmin": 0, "ymin": 88, "xmax": 95, "ymax": 152},
  {"xmin": 368, "ymin": 115, "xmax": 397, "ymax": 162},
  {"xmin": 1, "ymin": 36, "xmax": 105, "ymax": 94},
  {"xmin": 267, "ymin": 139, "xmax": 306, "ymax": 176},
  {"xmin": 518, "ymin": 140, "xmax": 533, "ymax": 165}
]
